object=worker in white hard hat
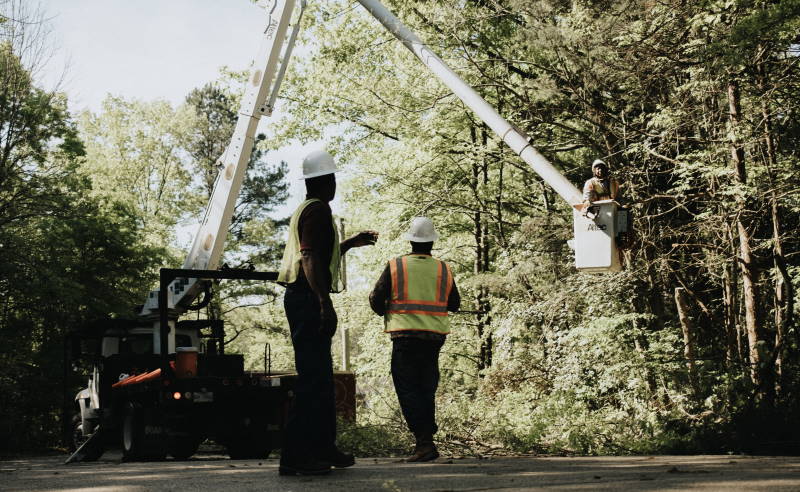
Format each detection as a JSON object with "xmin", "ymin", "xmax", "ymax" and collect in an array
[
  {"xmin": 368, "ymin": 217, "xmax": 460, "ymax": 463},
  {"xmin": 583, "ymin": 159, "xmax": 620, "ymax": 203},
  {"xmin": 582, "ymin": 159, "xmax": 620, "ymax": 218},
  {"xmin": 277, "ymin": 149, "xmax": 378, "ymax": 476}
]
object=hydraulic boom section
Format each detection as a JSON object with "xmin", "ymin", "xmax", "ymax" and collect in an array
[
  {"xmin": 355, "ymin": 0, "xmax": 583, "ymax": 209},
  {"xmin": 140, "ymin": 0, "xmax": 306, "ymax": 324}
]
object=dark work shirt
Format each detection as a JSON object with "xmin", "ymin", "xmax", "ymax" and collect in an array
[
  {"xmin": 369, "ymin": 255, "xmax": 461, "ymax": 341},
  {"xmin": 296, "ymin": 199, "xmax": 334, "ymax": 289}
]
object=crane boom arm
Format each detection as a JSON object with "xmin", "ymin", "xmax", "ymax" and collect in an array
[
  {"xmin": 140, "ymin": 0, "xmax": 304, "ymax": 317},
  {"xmin": 356, "ymin": 0, "xmax": 584, "ymax": 208}
]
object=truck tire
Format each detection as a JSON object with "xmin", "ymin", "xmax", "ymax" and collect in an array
[
  {"xmin": 168, "ymin": 436, "xmax": 202, "ymax": 460},
  {"xmin": 71, "ymin": 414, "xmax": 104, "ymax": 461},
  {"xmin": 121, "ymin": 404, "xmax": 166, "ymax": 461}
]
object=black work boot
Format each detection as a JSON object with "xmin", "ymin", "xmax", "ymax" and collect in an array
[
  {"xmin": 406, "ymin": 432, "xmax": 439, "ymax": 463},
  {"xmin": 278, "ymin": 457, "xmax": 331, "ymax": 476},
  {"xmin": 318, "ymin": 447, "xmax": 355, "ymax": 468}
]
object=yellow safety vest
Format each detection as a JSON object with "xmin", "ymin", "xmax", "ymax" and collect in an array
[
  {"xmin": 385, "ymin": 254, "xmax": 454, "ymax": 335},
  {"xmin": 277, "ymin": 199, "xmax": 341, "ymax": 292}
]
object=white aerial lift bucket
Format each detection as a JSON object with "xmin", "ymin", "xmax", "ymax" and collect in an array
[{"xmin": 571, "ymin": 200, "xmax": 626, "ymax": 273}]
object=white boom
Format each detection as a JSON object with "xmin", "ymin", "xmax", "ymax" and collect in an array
[
  {"xmin": 355, "ymin": 0, "xmax": 584, "ymax": 208},
  {"xmin": 140, "ymin": 0, "xmax": 305, "ymax": 323}
]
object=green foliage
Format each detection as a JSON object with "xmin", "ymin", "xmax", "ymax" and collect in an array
[
  {"xmin": 336, "ymin": 419, "xmax": 412, "ymax": 457},
  {"xmin": 0, "ymin": 34, "xmax": 163, "ymax": 451},
  {"xmin": 77, "ymin": 96, "xmax": 197, "ymax": 252},
  {"xmin": 261, "ymin": 0, "xmax": 800, "ymax": 456}
]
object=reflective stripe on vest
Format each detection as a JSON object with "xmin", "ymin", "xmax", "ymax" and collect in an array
[
  {"xmin": 277, "ymin": 198, "xmax": 341, "ymax": 291},
  {"xmin": 385, "ymin": 255, "xmax": 453, "ymax": 334}
]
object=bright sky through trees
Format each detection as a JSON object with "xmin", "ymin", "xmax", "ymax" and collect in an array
[{"xmin": 36, "ymin": 0, "xmax": 324, "ymax": 221}]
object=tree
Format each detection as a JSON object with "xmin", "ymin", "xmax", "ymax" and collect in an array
[
  {"xmin": 77, "ymin": 96, "xmax": 197, "ymax": 252},
  {"xmin": 0, "ymin": 2, "xmax": 161, "ymax": 451}
]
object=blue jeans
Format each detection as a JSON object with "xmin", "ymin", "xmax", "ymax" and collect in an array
[
  {"xmin": 281, "ymin": 282, "xmax": 336, "ymax": 463},
  {"xmin": 391, "ymin": 337, "xmax": 444, "ymax": 435}
]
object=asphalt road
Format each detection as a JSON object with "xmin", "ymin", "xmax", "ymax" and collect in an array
[{"xmin": 2, "ymin": 453, "xmax": 800, "ymax": 491}]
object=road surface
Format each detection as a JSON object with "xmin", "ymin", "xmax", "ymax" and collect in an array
[{"xmin": 2, "ymin": 453, "xmax": 800, "ymax": 491}]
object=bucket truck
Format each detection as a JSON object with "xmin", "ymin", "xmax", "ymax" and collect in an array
[
  {"xmin": 65, "ymin": 0, "xmax": 350, "ymax": 463},
  {"xmin": 66, "ymin": 0, "xmax": 626, "ymax": 465}
]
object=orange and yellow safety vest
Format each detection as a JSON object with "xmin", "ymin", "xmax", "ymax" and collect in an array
[{"xmin": 385, "ymin": 254, "xmax": 454, "ymax": 335}]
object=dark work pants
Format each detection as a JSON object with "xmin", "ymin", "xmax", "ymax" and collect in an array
[
  {"xmin": 391, "ymin": 337, "xmax": 444, "ymax": 436},
  {"xmin": 281, "ymin": 282, "xmax": 336, "ymax": 463}
]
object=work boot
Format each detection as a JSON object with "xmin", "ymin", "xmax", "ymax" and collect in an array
[
  {"xmin": 278, "ymin": 457, "xmax": 331, "ymax": 476},
  {"xmin": 317, "ymin": 447, "xmax": 355, "ymax": 468},
  {"xmin": 406, "ymin": 433, "xmax": 439, "ymax": 463}
]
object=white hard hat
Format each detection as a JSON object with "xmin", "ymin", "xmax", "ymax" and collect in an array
[
  {"xmin": 592, "ymin": 159, "xmax": 608, "ymax": 169},
  {"xmin": 404, "ymin": 217, "xmax": 439, "ymax": 242},
  {"xmin": 301, "ymin": 150, "xmax": 338, "ymax": 179}
]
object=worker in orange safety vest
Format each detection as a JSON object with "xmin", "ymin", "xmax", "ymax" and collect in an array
[{"xmin": 368, "ymin": 217, "xmax": 460, "ymax": 462}]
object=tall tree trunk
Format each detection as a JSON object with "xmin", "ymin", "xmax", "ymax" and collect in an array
[
  {"xmin": 722, "ymin": 257, "xmax": 740, "ymax": 364},
  {"xmin": 470, "ymin": 126, "xmax": 492, "ymax": 371},
  {"xmin": 675, "ymin": 287, "xmax": 698, "ymax": 394},
  {"xmin": 724, "ymin": 222, "xmax": 747, "ymax": 363},
  {"xmin": 727, "ymin": 78, "xmax": 769, "ymax": 396},
  {"xmin": 758, "ymin": 70, "xmax": 793, "ymax": 395}
]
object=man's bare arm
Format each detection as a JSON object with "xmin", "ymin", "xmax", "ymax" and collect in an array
[{"xmin": 341, "ymin": 230, "xmax": 379, "ymax": 254}]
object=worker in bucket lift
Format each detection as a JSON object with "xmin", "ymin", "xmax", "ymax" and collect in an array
[
  {"xmin": 369, "ymin": 217, "xmax": 460, "ymax": 463},
  {"xmin": 277, "ymin": 150, "xmax": 378, "ymax": 476},
  {"xmin": 582, "ymin": 159, "xmax": 620, "ymax": 219}
]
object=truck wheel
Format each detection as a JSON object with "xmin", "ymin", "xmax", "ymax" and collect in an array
[
  {"xmin": 71, "ymin": 414, "xmax": 104, "ymax": 461},
  {"xmin": 226, "ymin": 439, "xmax": 270, "ymax": 460},
  {"xmin": 168, "ymin": 436, "xmax": 202, "ymax": 460},
  {"xmin": 121, "ymin": 406, "xmax": 142, "ymax": 461},
  {"xmin": 122, "ymin": 405, "xmax": 166, "ymax": 461},
  {"xmin": 71, "ymin": 413, "xmax": 88, "ymax": 451}
]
